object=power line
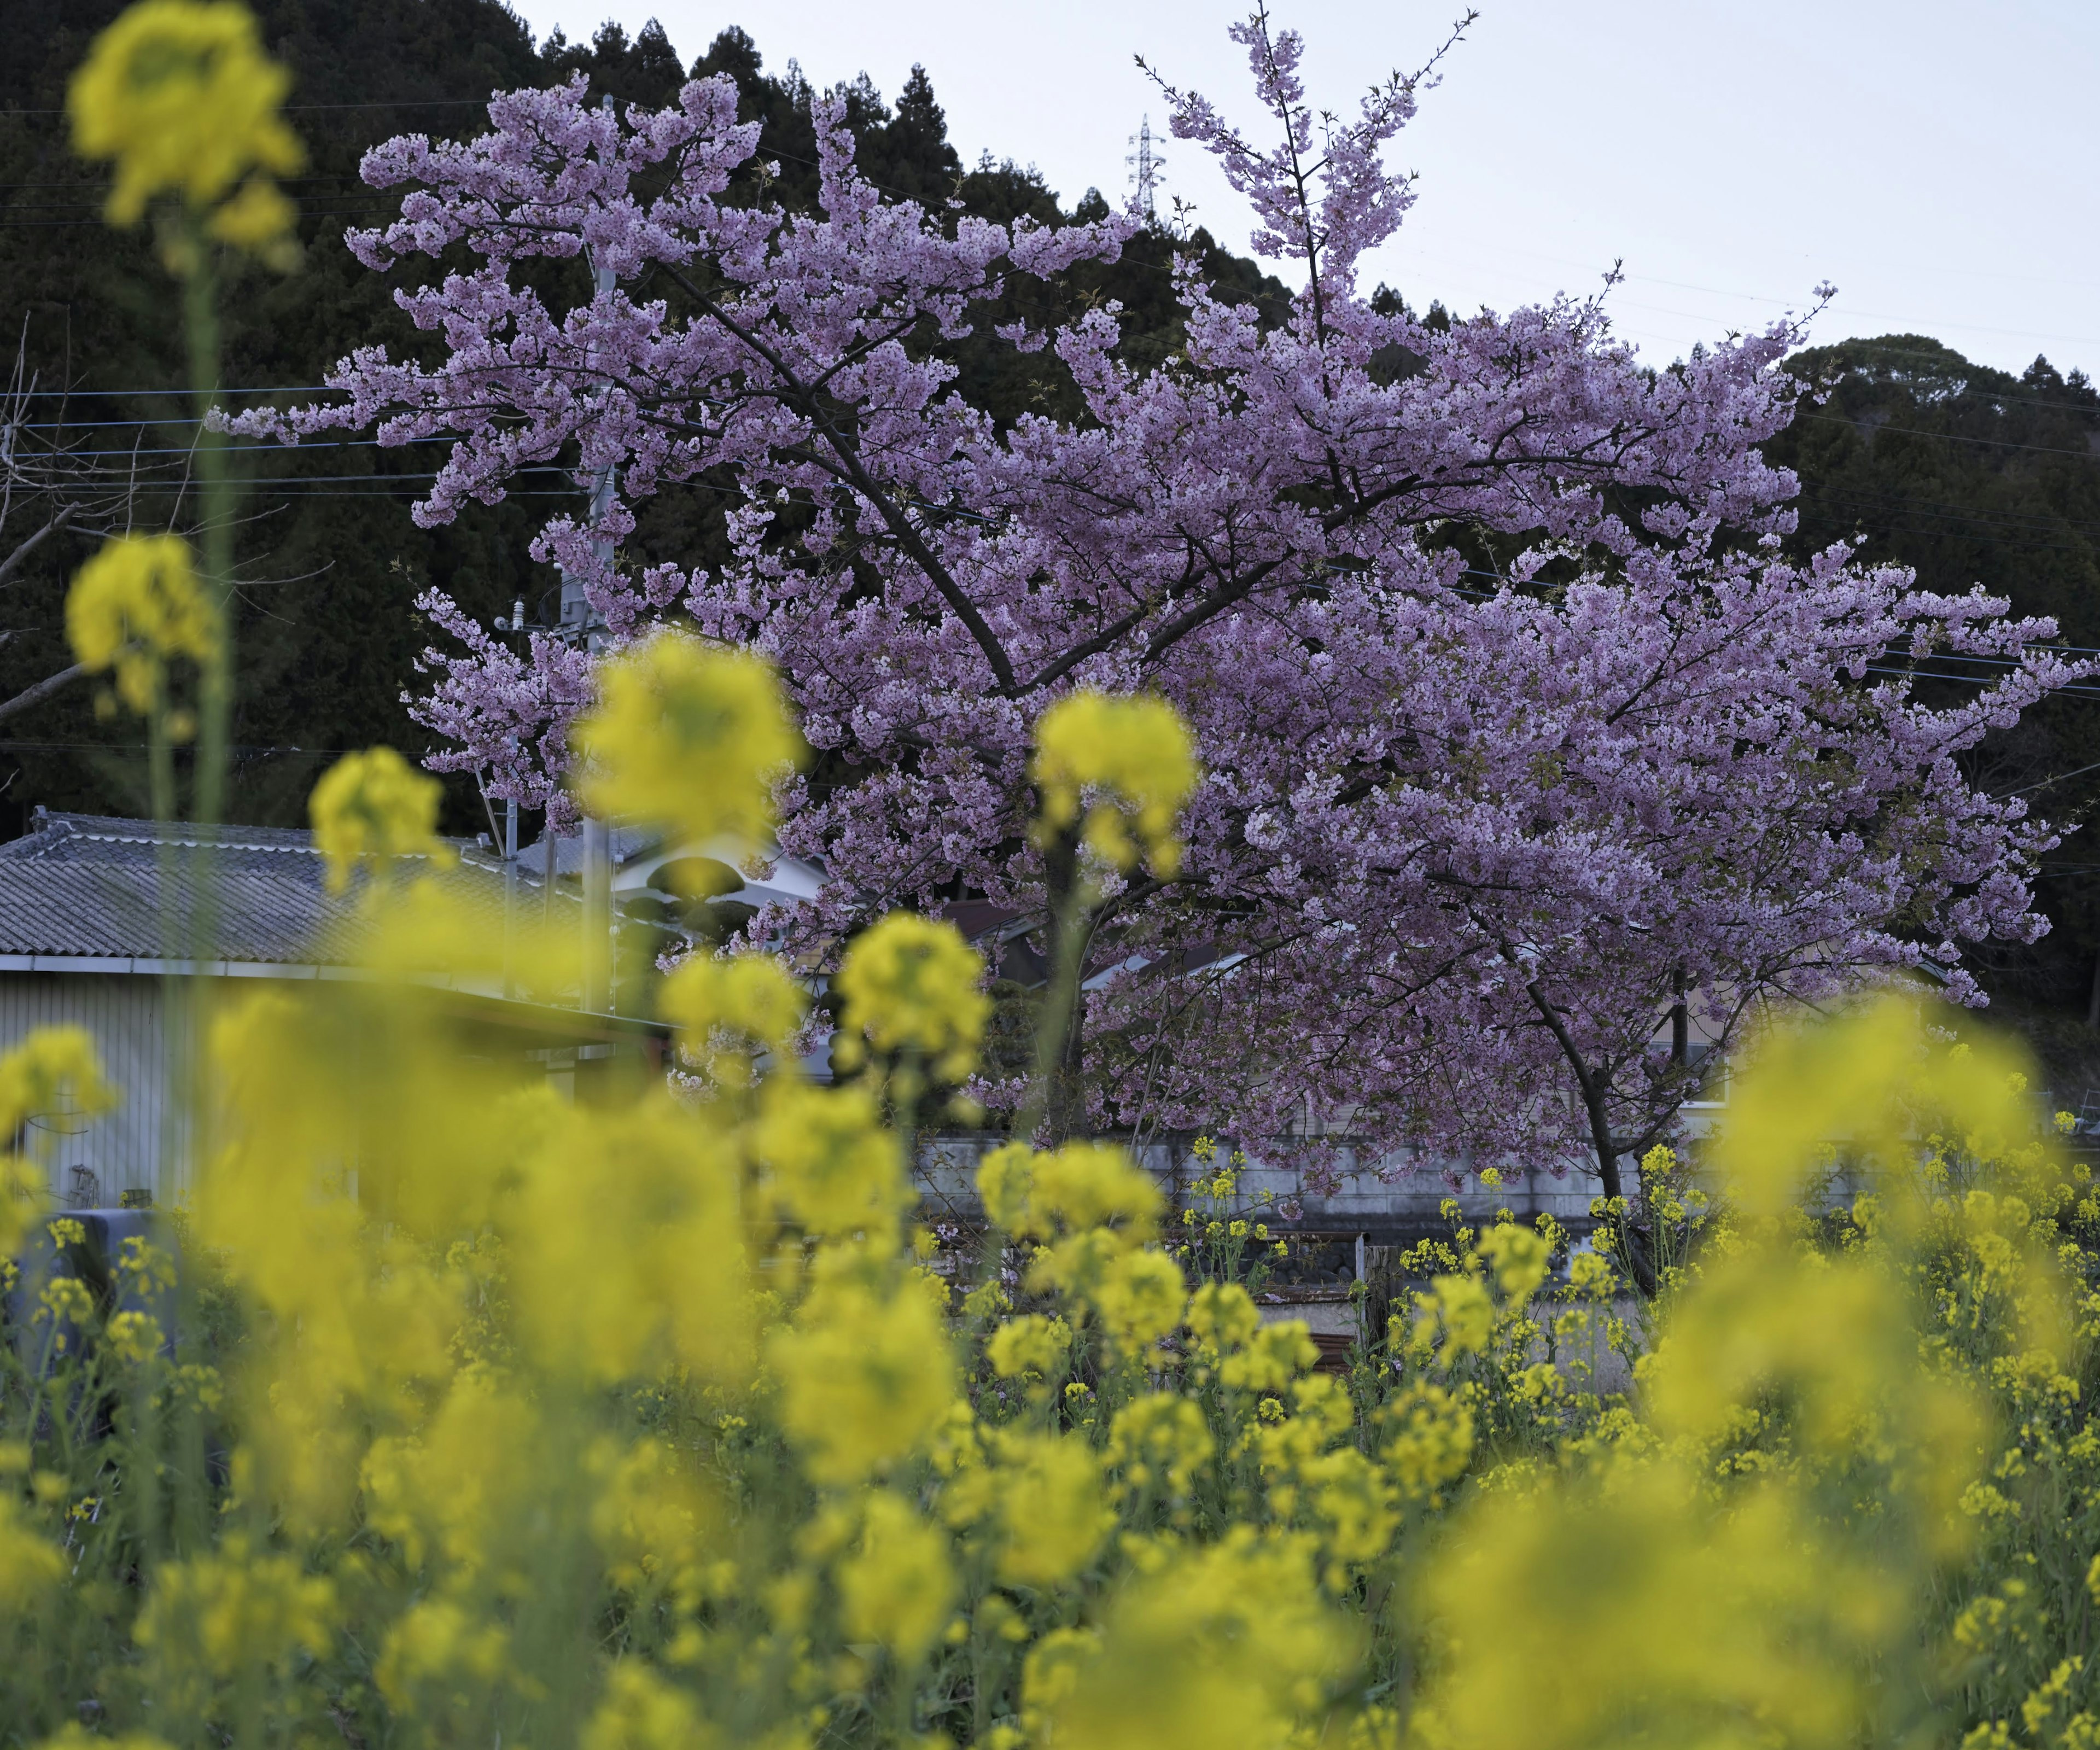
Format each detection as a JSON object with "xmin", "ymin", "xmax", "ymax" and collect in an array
[
  {"xmin": 3, "ymin": 97, "xmax": 497, "ymax": 116},
  {"xmin": 1794, "ymin": 412, "xmax": 2100, "ymax": 462},
  {"xmin": 8, "ymin": 386, "xmax": 326, "ymax": 399}
]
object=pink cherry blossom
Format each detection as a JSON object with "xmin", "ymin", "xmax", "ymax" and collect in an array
[{"xmin": 225, "ymin": 11, "xmax": 2086, "ymax": 1200}]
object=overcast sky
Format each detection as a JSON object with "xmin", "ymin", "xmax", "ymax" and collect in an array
[{"xmin": 510, "ymin": 1, "xmax": 2099, "ymax": 377}]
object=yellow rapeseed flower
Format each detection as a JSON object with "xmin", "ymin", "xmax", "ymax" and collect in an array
[
  {"xmin": 66, "ymin": 533, "xmax": 218, "ymax": 716},
  {"xmin": 1219, "ymin": 1321, "xmax": 1318, "ymax": 1392},
  {"xmin": 503, "ymin": 1095, "xmax": 751, "ymax": 1387},
  {"xmin": 1107, "ymin": 1395, "xmax": 1214, "ymax": 1498},
  {"xmin": 308, "ymin": 746, "xmax": 454, "ymax": 895},
  {"xmin": 0, "ymin": 1495, "xmax": 65, "ymax": 1618},
  {"xmin": 582, "ymin": 1662, "xmax": 713, "ymax": 1750},
  {"xmin": 0, "ymin": 1027, "xmax": 115, "ymax": 1257},
  {"xmin": 133, "ymin": 1535, "xmax": 335, "ymax": 1699},
  {"xmin": 375, "ymin": 1599, "xmax": 510, "ymax": 1715},
  {"xmin": 836, "ymin": 1490, "xmax": 954, "ymax": 1664},
  {"xmin": 749, "ymin": 1081, "xmax": 911, "ymax": 1240},
  {"xmin": 658, "ymin": 950, "xmax": 807, "ymax": 1085},
  {"xmin": 1031, "ymin": 689, "xmax": 1198, "ymax": 877},
  {"xmin": 69, "ymin": 1, "xmax": 304, "ymax": 262},
  {"xmin": 573, "ymin": 632, "xmax": 801, "ymax": 849},
  {"xmin": 832, "ymin": 912, "xmax": 989, "ymax": 1084},
  {"xmin": 1035, "ymin": 1529, "xmax": 1352, "ymax": 1750},
  {"xmin": 979, "ymin": 1139, "xmax": 1162, "ymax": 1243},
  {"xmin": 1187, "ymin": 1280, "xmax": 1262, "ymax": 1351},
  {"xmin": 1086, "ymin": 1246, "xmax": 1187, "ymax": 1357},
  {"xmin": 767, "ymin": 1266, "xmax": 957, "ymax": 1485},
  {"xmin": 1376, "ymin": 1381, "xmax": 1475, "ymax": 1502},
  {"xmin": 985, "ymin": 1312, "xmax": 1074, "ymax": 1380},
  {"xmin": 985, "ymin": 1430, "xmax": 1113, "ymax": 1588},
  {"xmin": 1477, "ymin": 1223, "xmax": 1550, "ymax": 1303}
]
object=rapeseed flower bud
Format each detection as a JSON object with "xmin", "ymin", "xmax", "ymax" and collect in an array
[
  {"xmin": 1031, "ymin": 689, "xmax": 1198, "ymax": 877},
  {"xmin": 66, "ymin": 533, "xmax": 218, "ymax": 718},
  {"xmin": 573, "ymin": 632, "xmax": 801, "ymax": 848},
  {"xmin": 832, "ymin": 912, "xmax": 989, "ymax": 1084},
  {"xmin": 308, "ymin": 746, "xmax": 453, "ymax": 895},
  {"xmin": 68, "ymin": 1, "xmax": 305, "ymax": 265}
]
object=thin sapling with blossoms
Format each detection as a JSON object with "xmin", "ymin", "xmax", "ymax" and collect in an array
[{"xmin": 230, "ymin": 5, "xmax": 2085, "ymax": 1195}]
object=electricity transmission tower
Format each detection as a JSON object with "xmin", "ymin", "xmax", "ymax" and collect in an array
[{"xmin": 1127, "ymin": 115, "xmax": 1163, "ymax": 222}]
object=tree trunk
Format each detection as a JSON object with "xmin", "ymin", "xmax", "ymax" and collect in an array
[
  {"xmin": 1579, "ymin": 1070, "xmax": 1659, "ymax": 1297},
  {"xmin": 1031, "ymin": 822, "xmax": 1090, "ymax": 1147}
]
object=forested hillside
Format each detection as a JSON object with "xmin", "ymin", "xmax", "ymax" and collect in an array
[
  {"xmin": 5, "ymin": 5, "xmax": 2098, "ymax": 1041},
  {"xmin": 1766, "ymin": 341, "xmax": 2100, "ymax": 1063}
]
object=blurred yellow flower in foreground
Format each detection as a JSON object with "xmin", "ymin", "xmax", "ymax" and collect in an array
[
  {"xmin": 1031, "ymin": 690, "xmax": 1198, "ymax": 878},
  {"xmin": 768, "ymin": 1264, "xmax": 957, "ymax": 1485},
  {"xmin": 68, "ymin": 0, "xmax": 303, "ymax": 260},
  {"xmin": 0, "ymin": 1028, "xmax": 116, "ymax": 1256},
  {"xmin": 836, "ymin": 1489, "xmax": 954, "ymax": 1664},
  {"xmin": 832, "ymin": 912, "xmax": 989, "ymax": 1084},
  {"xmin": 573, "ymin": 631, "xmax": 801, "ymax": 848},
  {"xmin": 308, "ymin": 746, "xmax": 453, "ymax": 895},
  {"xmin": 66, "ymin": 534, "xmax": 218, "ymax": 717}
]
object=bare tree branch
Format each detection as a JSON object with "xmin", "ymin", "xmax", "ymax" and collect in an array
[{"xmin": 0, "ymin": 660, "xmax": 85, "ymax": 725}]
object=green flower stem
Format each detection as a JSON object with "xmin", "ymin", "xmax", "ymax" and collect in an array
[{"xmin": 184, "ymin": 221, "xmax": 234, "ymax": 1197}]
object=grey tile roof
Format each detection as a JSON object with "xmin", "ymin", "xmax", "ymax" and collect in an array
[
  {"xmin": 520, "ymin": 825, "xmax": 663, "ymax": 879},
  {"xmin": 0, "ymin": 811, "xmax": 566, "ymax": 964}
]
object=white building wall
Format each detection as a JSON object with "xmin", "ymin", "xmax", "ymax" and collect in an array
[{"xmin": 0, "ymin": 971, "xmax": 174, "ymax": 1206}]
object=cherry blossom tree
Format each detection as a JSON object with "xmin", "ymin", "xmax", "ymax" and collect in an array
[{"xmin": 229, "ymin": 8, "xmax": 2084, "ymax": 1208}]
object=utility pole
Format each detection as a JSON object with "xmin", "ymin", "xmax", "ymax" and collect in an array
[
  {"xmin": 573, "ymin": 95, "xmax": 620, "ymax": 1014},
  {"xmin": 1127, "ymin": 115, "xmax": 1162, "ymax": 223},
  {"xmin": 502, "ymin": 672, "xmax": 520, "ymax": 999}
]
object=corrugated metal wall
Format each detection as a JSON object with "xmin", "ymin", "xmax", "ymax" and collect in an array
[{"xmin": 1, "ymin": 973, "xmax": 179, "ymax": 1205}]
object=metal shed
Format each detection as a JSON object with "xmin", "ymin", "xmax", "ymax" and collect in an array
[{"xmin": 0, "ymin": 810, "xmax": 657, "ymax": 1205}]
